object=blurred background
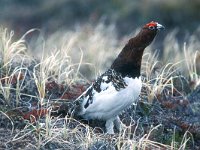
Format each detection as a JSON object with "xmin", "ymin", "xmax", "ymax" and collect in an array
[
  {"xmin": 1, "ymin": 0, "xmax": 200, "ymax": 79},
  {"xmin": 1, "ymin": 0, "xmax": 200, "ymax": 37}
]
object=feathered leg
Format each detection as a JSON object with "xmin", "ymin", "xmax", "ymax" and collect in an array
[{"xmin": 105, "ymin": 118, "xmax": 115, "ymax": 134}]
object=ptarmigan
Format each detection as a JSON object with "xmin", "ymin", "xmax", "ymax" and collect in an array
[{"xmin": 72, "ymin": 21, "xmax": 164, "ymax": 134}]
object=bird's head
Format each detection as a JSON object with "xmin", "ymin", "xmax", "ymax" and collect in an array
[
  {"xmin": 135, "ymin": 21, "xmax": 164, "ymax": 47},
  {"xmin": 143, "ymin": 21, "xmax": 165, "ymax": 31}
]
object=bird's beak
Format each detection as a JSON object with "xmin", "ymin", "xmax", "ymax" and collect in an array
[{"xmin": 157, "ymin": 23, "xmax": 165, "ymax": 30}]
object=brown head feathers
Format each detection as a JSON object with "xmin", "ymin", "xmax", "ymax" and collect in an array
[{"xmin": 111, "ymin": 21, "xmax": 164, "ymax": 78}]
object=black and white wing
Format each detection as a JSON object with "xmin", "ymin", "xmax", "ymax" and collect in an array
[{"xmin": 72, "ymin": 69, "xmax": 127, "ymax": 116}]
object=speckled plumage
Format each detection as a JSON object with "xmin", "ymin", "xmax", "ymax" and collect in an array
[{"xmin": 73, "ymin": 69, "xmax": 128, "ymax": 112}]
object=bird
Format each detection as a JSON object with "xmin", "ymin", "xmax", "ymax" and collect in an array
[{"xmin": 72, "ymin": 21, "xmax": 164, "ymax": 134}]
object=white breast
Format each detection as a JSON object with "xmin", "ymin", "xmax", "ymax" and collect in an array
[{"xmin": 81, "ymin": 76, "xmax": 142, "ymax": 120}]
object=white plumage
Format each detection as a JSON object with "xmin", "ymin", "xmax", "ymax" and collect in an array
[{"xmin": 74, "ymin": 69, "xmax": 142, "ymax": 134}]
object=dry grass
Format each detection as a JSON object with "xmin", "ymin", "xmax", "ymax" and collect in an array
[
  {"xmin": 0, "ymin": 23, "xmax": 199, "ymax": 149},
  {"xmin": 162, "ymin": 28, "xmax": 200, "ymax": 88}
]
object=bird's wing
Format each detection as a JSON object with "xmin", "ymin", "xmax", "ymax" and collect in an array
[{"xmin": 73, "ymin": 69, "xmax": 127, "ymax": 115}]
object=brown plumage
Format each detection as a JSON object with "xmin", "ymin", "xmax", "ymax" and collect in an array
[{"xmin": 111, "ymin": 21, "xmax": 164, "ymax": 78}]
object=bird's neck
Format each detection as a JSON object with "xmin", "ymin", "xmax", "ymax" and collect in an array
[
  {"xmin": 111, "ymin": 30, "xmax": 156, "ymax": 78},
  {"xmin": 111, "ymin": 44, "xmax": 145, "ymax": 78}
]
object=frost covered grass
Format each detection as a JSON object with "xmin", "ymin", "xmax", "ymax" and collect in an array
[{"xmin": 0, "ymin": 23, "xmax": 199, "ymax": 149}]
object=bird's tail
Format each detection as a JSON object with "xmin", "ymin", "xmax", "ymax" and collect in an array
[{"xmin": 68, "ymin": 97, "xmax": 83, "ymax": 119}]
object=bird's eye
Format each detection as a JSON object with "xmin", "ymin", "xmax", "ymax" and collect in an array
[{"xmin": 149, "ymin": 26, "xmax": 155, "ymax": 30}]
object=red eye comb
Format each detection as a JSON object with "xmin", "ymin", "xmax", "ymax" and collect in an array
[{"xmin": 145, "ymin": 21, "xmax": 158, "ymax": 27}]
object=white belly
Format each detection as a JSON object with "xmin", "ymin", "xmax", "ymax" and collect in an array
[{"xmin": 81, "ymin": 76, "xmax": 142, "ymax": 120}]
